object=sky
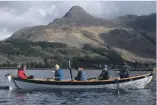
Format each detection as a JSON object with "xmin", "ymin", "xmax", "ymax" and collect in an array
[{"xmin": 0, "ymin": 1, "xmax": 156, "ymax": 40}]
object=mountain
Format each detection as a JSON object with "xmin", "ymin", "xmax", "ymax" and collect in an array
[
  {"xmin": 6, "ymin": 6, "xmax": 156, "ymax": 63},
  {"xmin": 48, "ymin": 6, "xmax": 120, "ymax": 27},
  {"xmin": 116, "ymin": 13, "xmax": 156, "ymax": 31},
  {"xmin": 115, "ymin": 13, "xmax": 156, "ymax": 45},
  {"xmin": 10, "ymin": 6, "xmax": 123, "ymax": 48},
  {"xmin": 115, "ymin": 14, "xmax": 139, "ymax": 21}
]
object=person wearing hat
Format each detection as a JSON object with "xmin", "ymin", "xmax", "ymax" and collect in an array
[
  {"xmin": 18, "ymin": 63, "xmax": 34, "ymax": 79},
  {"xmin": 98, "ymin": 64, "xmax": 109, "ymax": 80},
  {"xmin": 75, "ymin": 65, "xmax": 87, "ymax": 81},
  {"xmin": 54, "ymin": 64, "xmax": 63, "ymax": 81},
  {"xmin": 119, "ymin": 62, "xmax": 130, "ymax": 78}
]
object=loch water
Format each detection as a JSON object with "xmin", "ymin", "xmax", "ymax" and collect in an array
[{"xmin": 0, "ymin": 69, "xmax": 156, "ymax": 105}]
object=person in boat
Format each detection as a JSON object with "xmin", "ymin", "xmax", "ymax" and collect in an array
[
  {"xmin": 98, "ymin": 64, "xmax": 109, "ymax": 80},
  {"xmin": 18, "ymin": 63, "xmax": 34, "ymax": 79},
  {"xmin": 54, "ymin": 64, "xmax": 63, "ymax": 81},
  {"xmin": 75, "ymin": 65, "xmax": 87, "ymax": 81},
  {"xmin": 119, "ymin": 62, "xmax": 130, "ymax": 78}
]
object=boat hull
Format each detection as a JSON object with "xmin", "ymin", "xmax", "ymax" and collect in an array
[{"xmin": 7, "ymin": 73, "xmax": 153, "ymax": 91}]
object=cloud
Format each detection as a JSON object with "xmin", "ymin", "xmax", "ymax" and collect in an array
[
  {"xmin": 0, "ymin": 1, "xmax": 156, "ymax": 40},
  {"xmin": 100, "ymin": 1, "xmax": 156, "ymax": 19},
  {"xmin": 0, "ymin": 28, "xmax": 13, "ymax": 40}
]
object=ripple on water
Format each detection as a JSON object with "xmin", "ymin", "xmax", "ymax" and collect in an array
[
  {"xmin": 0, "ymin": 87, "xmax": 156, "ymax": 105},
  {"xmin": 0, "ymin": 70, "xmax": 156, "ymax": 105}
]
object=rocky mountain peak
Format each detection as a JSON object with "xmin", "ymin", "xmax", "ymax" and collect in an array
[
  {"xmin": 64, "ymin": 6, "xmax": 88, "ymax": 18},
  {"xmin": 69, "ymin": 6, "xmax": 85, "ymax": 12},
  {"xmin": 48, "ymin": 5, "xmax": 118, "ymax": 27}
]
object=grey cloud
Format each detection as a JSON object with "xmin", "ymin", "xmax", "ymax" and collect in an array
[
  {"xmin": 100, "ymin": 1, "xmax": 156, "ymax": 19},
  {"xmin": 0, "ymin": 1, "xmax": 156, "ymax": 40}
]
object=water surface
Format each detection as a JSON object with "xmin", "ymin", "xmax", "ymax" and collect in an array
[{"xmin": 0, "ymin": 69, "xmax": 156, "ymax": 105}]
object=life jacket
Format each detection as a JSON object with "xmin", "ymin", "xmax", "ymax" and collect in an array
[{"xmin": 18, "ymin": 69, "xmax": 27, "ymax": 79}]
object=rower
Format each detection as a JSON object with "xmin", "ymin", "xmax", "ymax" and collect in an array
[
  {"xmin": 54, "ymin": 64, "xmax": 63, "ymax": 81},
  {"xmin": 18, "ymin": 63, "xmax": 34, "ymax": 79},
  {"xmin": 75, "ymin": 65, "xmax": 87, "ymax": 81},
  {"xmin": 98, "ymin": 64, "xmax": 109, "ymax": 80},
  {"xmin": 119, "ymin": 62, "xmax": 130, "ymax": 78}
]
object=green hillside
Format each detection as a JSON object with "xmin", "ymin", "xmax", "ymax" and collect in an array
[{"xmin": 0, "ymin": 39, "xmax": 125, "ymax": 68}]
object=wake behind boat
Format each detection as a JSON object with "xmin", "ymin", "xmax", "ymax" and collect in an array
[{"xmin": 6, "ymin": 71, "xmax": 154, "ymax": 91}]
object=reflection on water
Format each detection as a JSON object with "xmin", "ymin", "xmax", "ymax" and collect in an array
[
  {"xmin": 0, "ymin": 70, "xmax": 156, "ymax": 105},
  {"xmin": 4, "ymin": 87, "xmax": 155, "ymax": 105}
]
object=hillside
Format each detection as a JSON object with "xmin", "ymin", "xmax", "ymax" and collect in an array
[
  {"xmin": 5, "ymin": 6, "xmax": 156, "ymax": 64},
  {"xmin": 0, "ymin": 39, "xmax": 125, "ymax": 68},
  {"xmin": 115, "ymin": 13, "xmax": 156, "ymax": 44}
]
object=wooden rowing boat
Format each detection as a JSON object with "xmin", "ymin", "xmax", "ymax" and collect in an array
[{"xmin": 6, "ymin": 72, "xmax": 154, "ymax": 91}]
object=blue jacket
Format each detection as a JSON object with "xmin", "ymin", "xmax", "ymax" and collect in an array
[
  {"xmin": 75, "ymin": 70, "xmax": 87, "ymax": 81},
  {"xmin": 54, "ymin": 69, "xmax": 63, "ymax": 80}
]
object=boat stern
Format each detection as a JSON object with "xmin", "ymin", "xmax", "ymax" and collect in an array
[
  {"xmin": 6, "ymin": 74, "xmax": 17, "ymax": 91},
  {"xmin": 144, "ymin": 75, "xmax": 154, "ymax": 88}
]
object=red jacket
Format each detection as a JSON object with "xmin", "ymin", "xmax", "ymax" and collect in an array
[{"xmin": 18, "ymin": 69, "xmax": 27, "ymax": 79}]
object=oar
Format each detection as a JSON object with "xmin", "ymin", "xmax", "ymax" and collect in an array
[
  {"xmin": 68, "ymin": 59, "xmax": 73, "ymax": 81},
  {"xmin": 116, "ymin": 70, "xmax": 120, "ymax": 95},
  {"xmin": 116, "ymin": 78, "xmax": 119, "ymax": 95}
]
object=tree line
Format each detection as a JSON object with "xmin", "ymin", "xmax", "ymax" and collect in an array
[{"xmin": 0, "ymin": 39, "xmax": 155, "ymax": 69}]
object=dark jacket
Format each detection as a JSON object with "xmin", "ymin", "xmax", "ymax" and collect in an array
[
  {"xmin": 119, "ymin": 67, "xmax": 129, "ymax": 78},
  {"xmin": 99, "ymin": 70, "xmax": 109, "ymax": 80},
  {"xmin": 54, "ymin": 69, "xmax": 63, "ymax": 80},
  {"xmin": 75, "ymin": 70, "xmax": 87, "ymax": 81}
]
